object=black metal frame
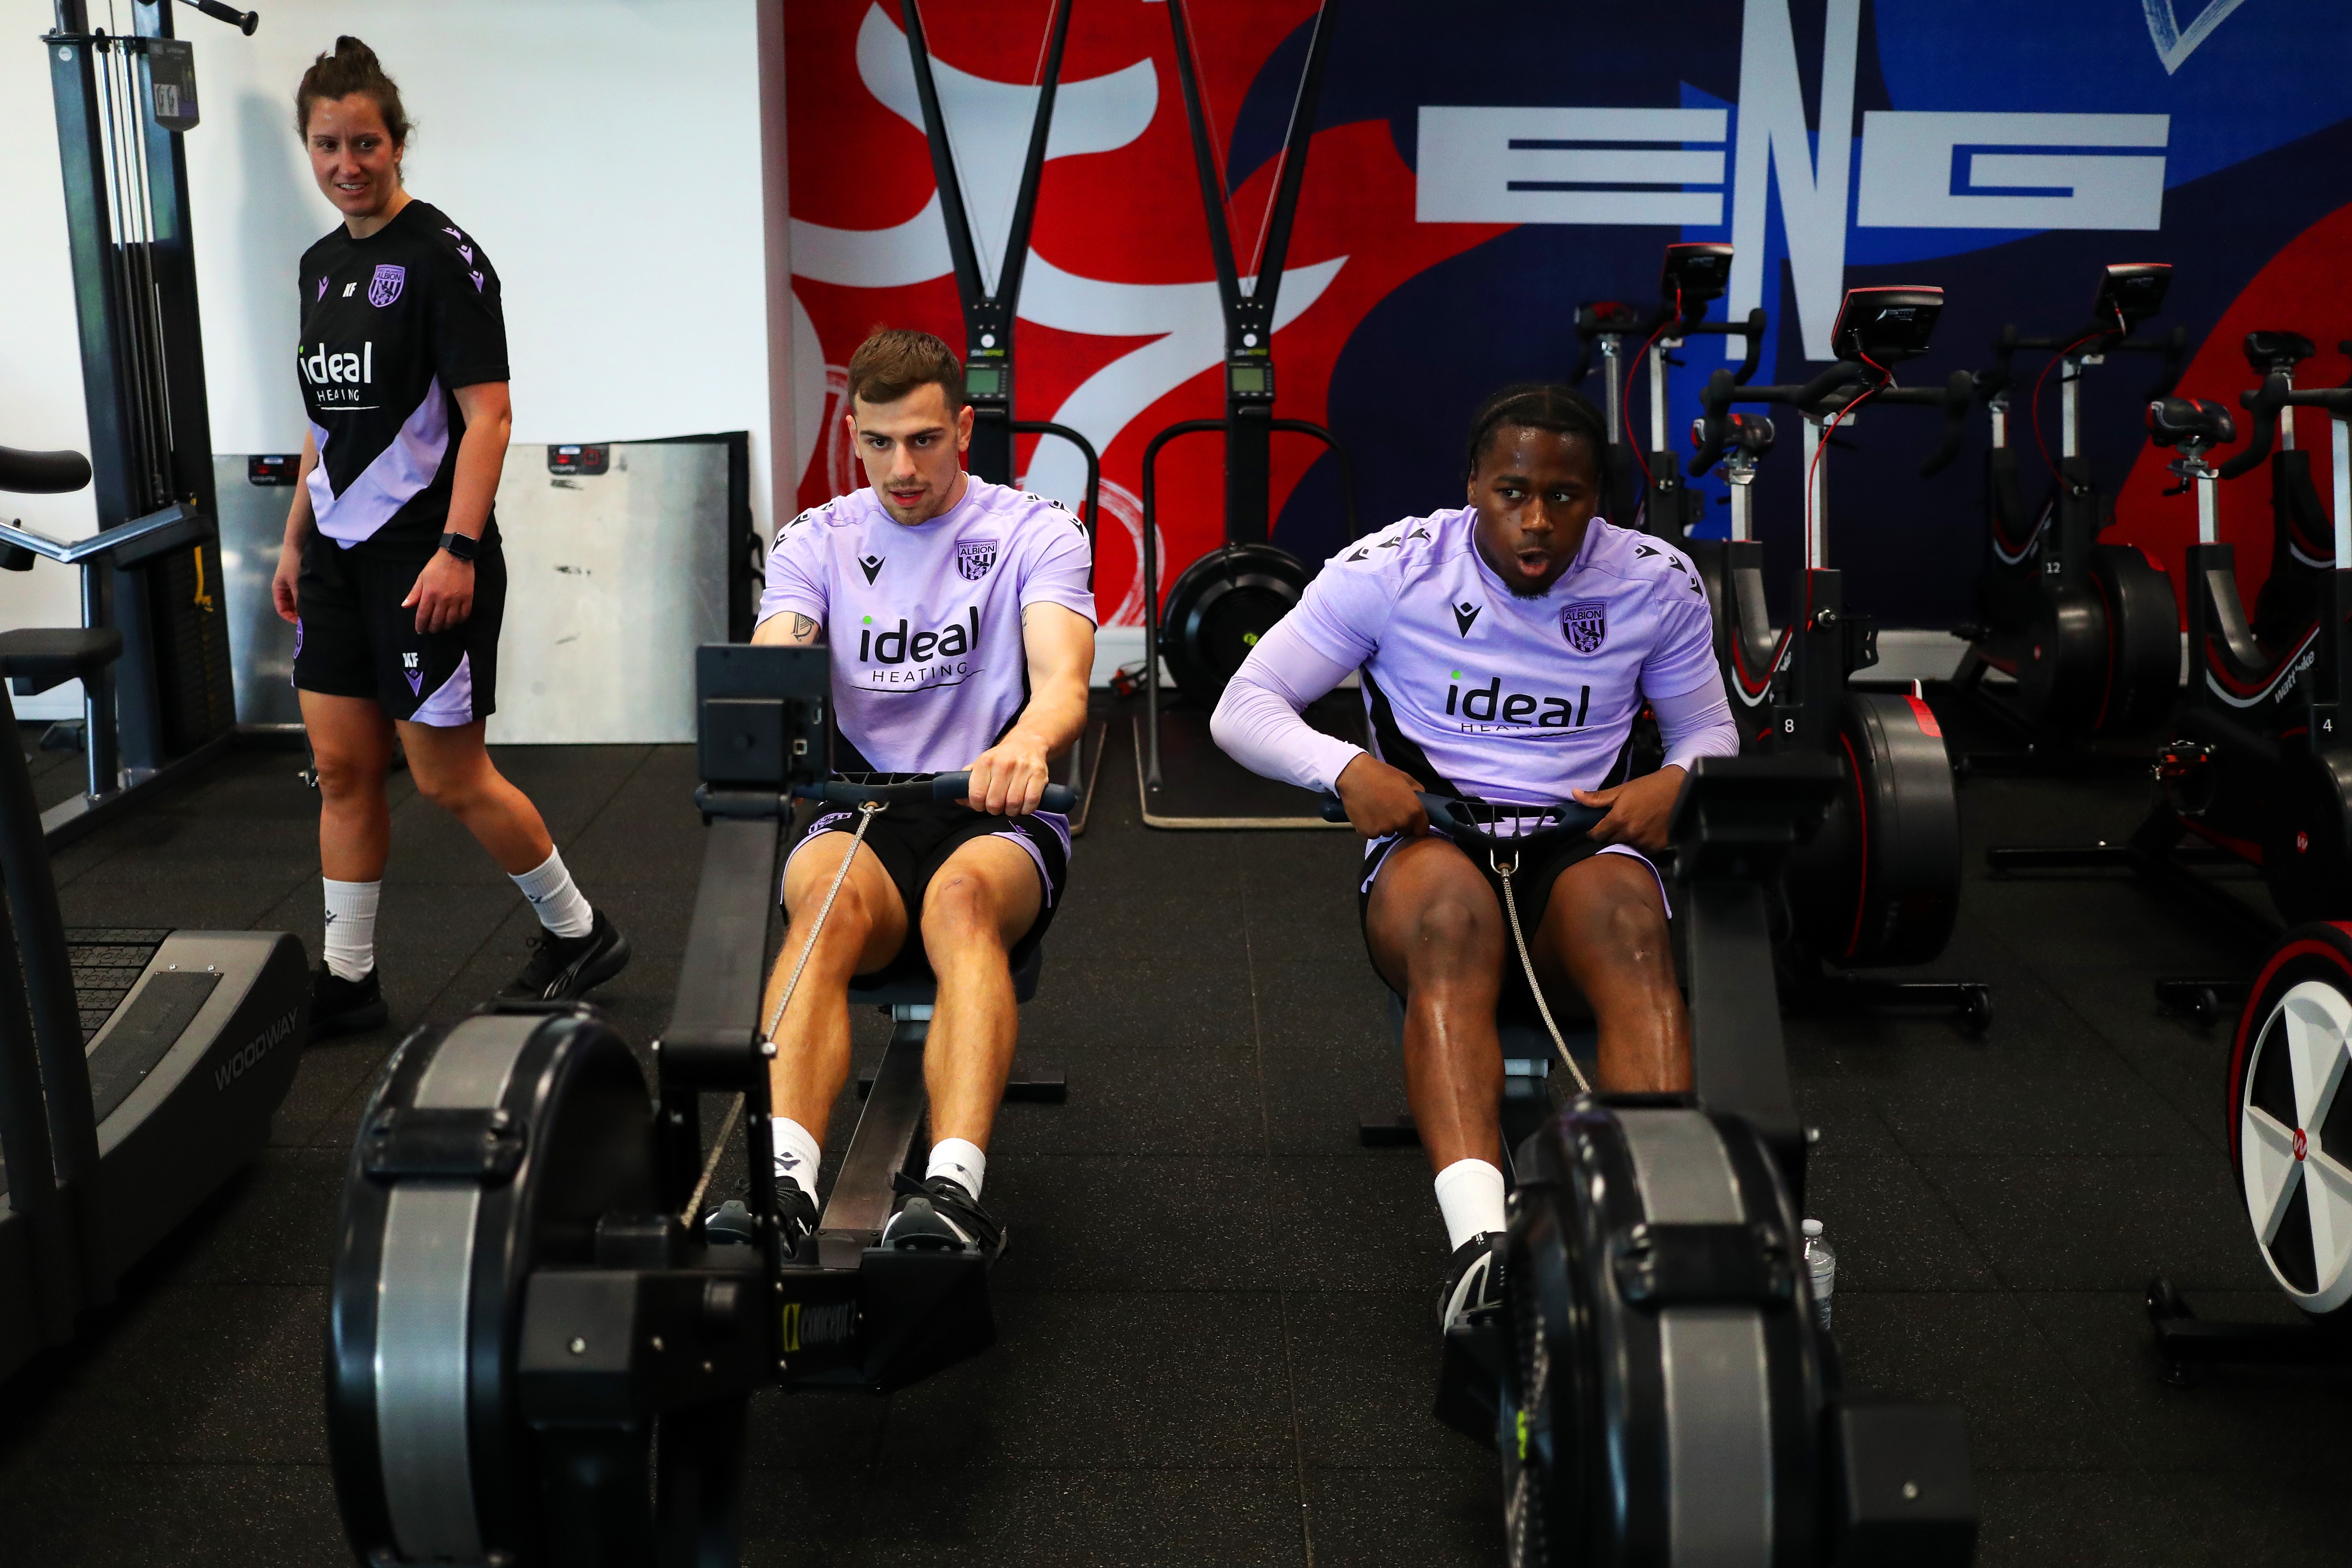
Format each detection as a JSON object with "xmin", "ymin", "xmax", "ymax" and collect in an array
[
  {"xmin": 1687, "ymin": 344, "xmax": 1992, "ymax": 1023},
  {"xmin": 1950, "ymin": 270, "xmax": 2189, "ymax": 756},
  {"xmin": 1138, "ymin": 0, "xmax": 1359, "ymax": 793},
  {"xmin": 900, "ymin": 0, "xmax": 1102, "ymax": 525},
  {"xmin": 35, "ymin": 0, "xmax": 248, "ymax": 844},
  {"xmin": 1986, "ymin": 351, "xmax": 2352, "ymax": 1006}
]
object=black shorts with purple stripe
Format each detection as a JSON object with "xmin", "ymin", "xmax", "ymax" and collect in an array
[{"xmin": 292, "ymin": 537, "xmax": 503, "ymax": 726}]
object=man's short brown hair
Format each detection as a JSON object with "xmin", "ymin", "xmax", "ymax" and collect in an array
[{"xmin": 845, "ymin": 328, "xmax": 965, "ymax": 413}]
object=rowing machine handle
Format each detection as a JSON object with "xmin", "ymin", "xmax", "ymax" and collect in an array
[
  {"xmin": 796, "ymin": 773, "xmax": 1078, "ymax": 813},
  {"xmin": 1317, "ymin": 793, "xmax": 1610, "ymax": 835}
]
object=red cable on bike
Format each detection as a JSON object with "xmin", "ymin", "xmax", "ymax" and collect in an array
[{"xmin": 2028, "ymin": 325, "xmax": 2113, "ymax": 487}]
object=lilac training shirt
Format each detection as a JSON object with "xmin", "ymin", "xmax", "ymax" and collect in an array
[
  {"xmin": 761, "ymin": 476, "xmax": 1096, "ymax": 774},
  {"xmin": 1213, "ymin": 509, "xmax": 1723, "ymax": 802}
]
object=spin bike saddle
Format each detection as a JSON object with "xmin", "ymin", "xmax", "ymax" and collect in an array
[
  {"xmin": 2147, "ymin": 396, "xmax": 2236, "ymax": 450},
  {"xmin": 2244, "ymin": 331, "xmax": 2316, "ymax": 375}
]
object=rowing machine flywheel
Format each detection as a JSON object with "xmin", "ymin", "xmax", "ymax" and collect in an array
[
  {"xmin": 1499, "ymin": 1100, "xmax": 1829, "ymax": 1566},
  {"xmin": 1784, "ymin": 692, "xmax": 1962, "ymax": 968},
  {"xmin": 328, "ymin": 1008, "xmax": 659, "ymax": 1567},
  {"xmin": 2228, "ymin": 923, "xmax": 2352, "ymax": 1318},
  {"xmin": 1158, "ymin": 541, "xmax": 1311, "ymax": 704}
]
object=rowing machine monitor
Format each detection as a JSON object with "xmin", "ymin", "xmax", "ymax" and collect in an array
[
  {"xmin": 2094, "ymin": 262, "xmax": 2171, "ymax": 335},
  {"xmin": 1832, "ymin": 285, "xmax": 1945, "ymax": 364}
]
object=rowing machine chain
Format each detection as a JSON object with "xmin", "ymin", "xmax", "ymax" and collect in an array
[
  {"xmin": 1492, "ymin": 847, "xmax": 1594, "ymax": 1098},
  {"xmin": 683, "ymin": 800, "xmax": 888, "ymax": 1224}
]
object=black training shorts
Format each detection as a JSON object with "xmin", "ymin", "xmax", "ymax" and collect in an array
[
  {"xmin": 292, "ymin": 538, "xmax": 504, "ymax": 726},
  {"xmin": 786, "ymin": 797, "xmax": 1071, "ymax": 983}
]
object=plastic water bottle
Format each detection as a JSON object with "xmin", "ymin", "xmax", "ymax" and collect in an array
[{"xmin": 1802, "ymin": 1219, "xmax": 1835, "ymax": 1332}]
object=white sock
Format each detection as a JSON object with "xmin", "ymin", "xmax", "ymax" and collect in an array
[
  {"xmin": 926, "ymin": 1137, "xmax": 987, "ymax": 1201},
  {"xmin": 1433, "ymin": 1158, "xmax": 1508, "ymax": 1253},
  {"xmin": 322, "ymin": 878, "xmax": 380, "ymax": 981},
  {"xmin": 510, "ymin": 847, "xmax": 594, "ymax": 939},
  {"xmin": 769, "ymin": 1116, "xmax": 821, "ymax": 1200}
]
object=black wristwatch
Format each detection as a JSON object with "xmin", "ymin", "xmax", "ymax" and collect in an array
[{"xmin": 437, "ymin": 531, "xmax": 479, "ymax": 563}]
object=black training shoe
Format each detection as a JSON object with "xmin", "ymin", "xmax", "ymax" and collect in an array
[
  {"xmin": 881, "ymin": 1173, "xmax": 1005, "ymax": 1262},
  {"xmin": 499, "ymin": 907, "xmax": 632, "ymax": 1002},
  {"xmin": 703, "ymin": 1173, "xmax": 820, "ymax": 1258},
  {"xmin": 1439, "ymin": 1231, "xmax": 1508, "ymax": 1335},
  {"xmin": 309, "ymin": 965, "xmax": 387, "ymax": 1039}
]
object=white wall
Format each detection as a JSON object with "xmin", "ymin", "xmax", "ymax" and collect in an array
[{"xmin": 0, "ymin": 0, "xmax": 771, "ymax": 713}]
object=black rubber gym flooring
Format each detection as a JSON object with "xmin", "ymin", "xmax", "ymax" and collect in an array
[{"xmin": 0, "ymin": 701, "xmax": 2346, "ymax": 1565}]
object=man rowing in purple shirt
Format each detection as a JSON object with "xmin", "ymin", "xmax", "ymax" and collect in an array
[
  {"xmin": 1212, "ymin": 383, "xmax": 1738, "ymax": 1340},
  {"xmin": 706, "ymin": 329, "xmax": 1097, "ymax": 1261}
]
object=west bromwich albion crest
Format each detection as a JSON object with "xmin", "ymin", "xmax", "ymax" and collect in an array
[
  {"xmin": 368, "ymin": 263, "xmax": 406, "ymax": 308},
  {"xmin": 956, "ymin": 539, "xmax": 999, "ymax": 582},
  {"xmin": 1562, "ymin": 600, "xmax": 1606, "ymax": 653}
]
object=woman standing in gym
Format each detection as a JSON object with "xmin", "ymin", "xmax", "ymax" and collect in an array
[{"xmin": 273, "ymin": 38, "xmax": 629, "ymax": 1033}]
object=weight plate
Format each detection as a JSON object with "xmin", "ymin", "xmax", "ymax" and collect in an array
[
  {"xmin": 1158, "ymin": 542, "xmax": 1311, "ymax": 704},
  {"xmin": 329, "ymin": 1010, "xmax": 657, "ymax": 1568},
  {"xmin": 2090, "ymin": 543, "xmax": 2180, "ymax": 736},
  {"xmin": 1785, "ymin": 692, "xmax": 1962, "ymax": 967},
  {"xmin": 2227, "ymin": 924, "xmax": 2352, "ymax": 1318}
]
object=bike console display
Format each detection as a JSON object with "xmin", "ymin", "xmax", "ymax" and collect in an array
[
  {"xmin": 1831, "ymin": 285, "xmax": 1944, "ymax": 364},
  {"xmin": 1659, "ymin": 241, "xmax": 1734, "ymax": 306},
  {"xmin": 2094, "ymin": 262, "xmax": 2171, "ymax": 334}
]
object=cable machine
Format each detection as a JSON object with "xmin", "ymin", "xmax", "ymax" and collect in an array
[
  {"xmin": 1135, "ymin": 0, "xmax": 1360, "ymax": 828},
  {"xmin": 0, "ymin": 0, "xmax": 255, "ymax": 843}
]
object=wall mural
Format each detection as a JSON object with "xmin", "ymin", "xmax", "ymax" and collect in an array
[{"xmin": 785, "ymin": 0, "xmax": 2352, "ymax": 628}]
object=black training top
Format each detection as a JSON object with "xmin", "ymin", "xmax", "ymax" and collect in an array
[{"xmin": 297, "ymin": 198, "xmax": 507, "ymax": 556}]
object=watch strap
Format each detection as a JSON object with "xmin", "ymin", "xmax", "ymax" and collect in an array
[{"xmin": 437, "ymin": 531, "xmax": 478, "ymax": 562}]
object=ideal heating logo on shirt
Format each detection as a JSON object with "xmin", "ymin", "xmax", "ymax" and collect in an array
[
  {"xmin": 856, "ymin": 606, "xmax": 982, "ymax": 687},
  {"xmin": 300, "ymin": 341, "xmax": 374, "ymax": 406},
  {"xmin": 1443, "ymin": 670, "xmax": 1591, "ymax": 731}
]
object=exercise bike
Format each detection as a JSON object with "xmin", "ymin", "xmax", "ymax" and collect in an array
[
  {"xmin": 1568, "ymin": 241, "xmax": 1764, "ymax": 544},
  {"xmin": 1136, "ymin": 0, "xmax": 1360, "ymax": 829},
  {"xmin": 326, "ymin": 644, "xmax": 1077, "ymax": 1567},
  {"xmin": 1336, "ymin": 759, "xmax": 1978, "ymax": 1565},
  {"xmin": 1949, "ymin": 263, "xmax": 2184, "ymax": 754},
  {"xmin": 0, "ymin": 440, "xmax": 309, "ymax": 1386},
  {"xmin": 1686, "ymin": 288, "xmax": 1991, "ymax": 1026},
  {"xmin": 1989, "ymin": 342, "xmax": 2352, "ymax": 1016}
]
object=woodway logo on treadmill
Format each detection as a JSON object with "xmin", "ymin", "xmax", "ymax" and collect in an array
[{"xmin": 214, "ymin": 1008, "xmax": 298, "ymax": 1093}]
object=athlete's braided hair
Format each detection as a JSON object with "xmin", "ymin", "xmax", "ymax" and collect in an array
[
  {"xmin": 1464, "ymin": 383, "xmax": 1608, "ymax": 480},
  {"xmin": 295, "ymin": 36, "xmax": 411, "ymax": 146}
]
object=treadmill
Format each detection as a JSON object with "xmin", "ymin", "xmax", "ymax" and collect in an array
[{"xmin": 0, "ymin": 441, "xmax": 309, "ymax": 1383}]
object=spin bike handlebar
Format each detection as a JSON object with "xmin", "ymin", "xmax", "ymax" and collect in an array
[
  {"xmin": 793, "ymin": 771, "xmax": 1079, "ymax": 814},
  {"xmin": 1975, "ymin": 321, "xmax": 2188, "ymax": 407},
  {"xmin": 2217, "ymin": 360, "xmax": 2352, "ymax": 480},
  {"xmin": 1317, "ymin": 791, "xmax": 1608, "ymax": 851},
  {"xmin": 1690, "ymin": 363, "xmax": 1972, "ymax": 479}
]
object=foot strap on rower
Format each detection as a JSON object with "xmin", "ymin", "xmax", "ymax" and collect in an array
[{"xmin": 1491, "ymin": 847, "xmax": 1593, "ymax": 1097}]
